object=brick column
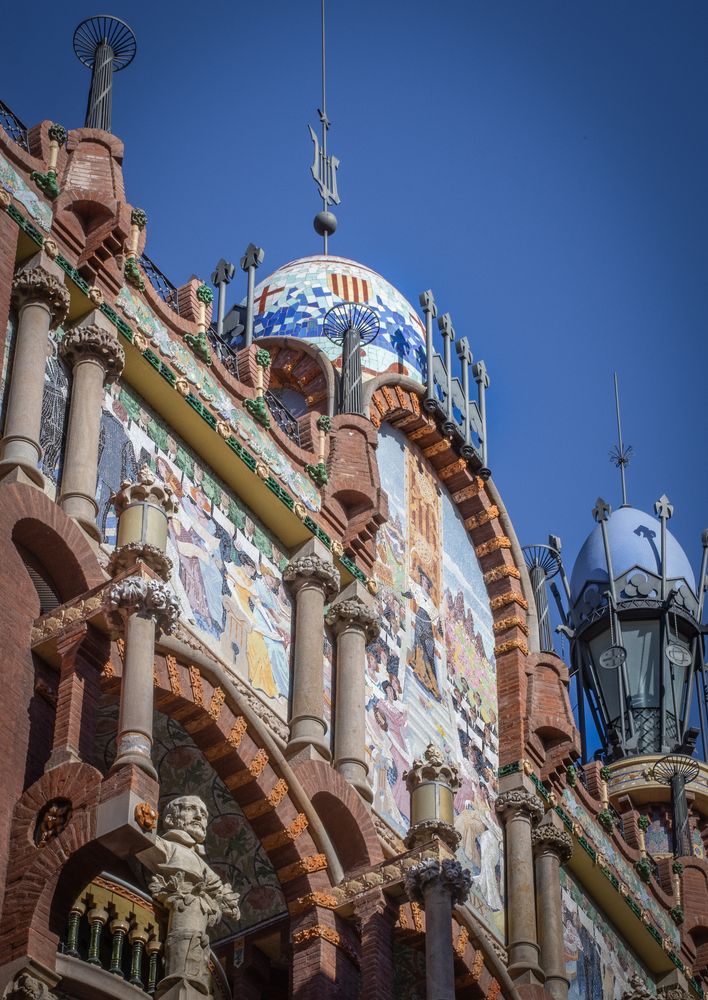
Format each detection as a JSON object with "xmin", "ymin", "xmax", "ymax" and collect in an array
[
  {"xmin": 106, "ymin": 576, "xmax": 179, "ymax": 778},
  {"xmin": 59, "ymin": 310, "xmax": 124, "ymax": 539},
  {"xmin": 291, "ymin": 908, "xmax": 357, "ymax": 1000},
  {"xmin": 47, "ymin": 624, "xmax": 91, "ymax": 768},
  {"xmin": 353, "ymin": 890, "xmax": 396, "ymax": 1000},
  {"xmin": 0, "ymin": 253, "xmax": 69, "ymax": 486},
  {"xmin": 532, "ymin": 813, "xmax": 572, "ymax": 1000},
  {"xmin": 326, "ymin": 581, "xmax": 381, "ymax": 801},
  {"xmin": 405, "ymin": 858, "xmax": 472, "ymax": 1000},
  {"xmin": 495, "ymin": 781, "xmax": 544, "ymax": 985},
  {"xmin": 284, "ymin": 538, "xmax": 340, "ymax": 762}
]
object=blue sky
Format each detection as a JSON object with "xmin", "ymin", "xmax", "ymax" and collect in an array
[{"xmin": 3, "ymin": 2, "xmax": 707, "ymax": 654}]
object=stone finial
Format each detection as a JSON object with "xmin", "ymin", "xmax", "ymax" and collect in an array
[
  {"xmin": 111, "ymin": 464, "xmax": 179, "ymax": 516},
  {"xmin": 405, "ymin": 858, "xmax": 472, "ymax": 907},
  {"xmin": 11, "ymin": 265, "xmax": 70, "ymax": 330},
  {"xmin": 284, "ymin": 552, "xmax": 340, "ymax": 599},
  {"xmin": 325, "ymin": 596, "xmax": 382, "ymax": 642},
  {"xmin": 139, "ymin": 795, "xmax": 240, "ymax": 996},
  {"xmin": 531, "ymin": 822, "xmax": 573, "ymax": 863},
  {"xmin": 404, "ymin": 743, "xmax": 461, "ymax": 794},
  {"xmin": 106, "ymin": 577, "xmax": 179, "ymax": 636},
  {"xmin": 495, "ymin": 788, "xmax": 544, "ymax": 824},
  {"xmin": 60, "ymin": 322, "xmax": 125, "ymax": 382}
]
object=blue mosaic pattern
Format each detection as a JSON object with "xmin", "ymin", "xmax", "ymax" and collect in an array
[{"xmin": 239, "ymin": 256, "xmax": 427, "ymax": 383}]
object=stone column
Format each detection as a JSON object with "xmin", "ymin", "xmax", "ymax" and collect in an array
[
  {"xmin": 326, "ymin": 580, "xmax": 381, "ymax": 801},
  {"xmin": 353, "ymin": 889, "xmax": 397, "ymax": 1000},
  {"xmin": 59, "ymin": 310, "xmax": 124, "ymax": 539},
  {"xmin": 284, "ymin": 538, "xmax": 340, "ymax": 761},
  {"xmin": 0, "ymin": 254, "xmax": 70, "ymax": 486},
  {"xmin": 495, "ymin": 783, "xmax": 544, "ymax": 985},
  {"xmin": 532, "ymin": 813, "xmax": 572, "ymax": 1000},
  {"xmin": 107, "ymin": 575, "xmax": 179, "ymax": 778},
  {"xmin": 405, "ymin": 858, "xmax": 472, "ymax": 1000}
]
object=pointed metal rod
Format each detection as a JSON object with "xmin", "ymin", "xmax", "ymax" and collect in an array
[{"xmin": 614, "ymin": 373, "xmax": 628, "ymax": 507}]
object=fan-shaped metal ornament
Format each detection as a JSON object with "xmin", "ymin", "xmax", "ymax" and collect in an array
[
  {"xmin": 73, "ymin": 15, "xmax": 137, "ymax": 132},
  {"xmin": 323, "ymin": 301, "xmax": 379, "ymax": 347},
  {"xmin": 522, "ymin": 544, "xmax": 561, "ymax": 581},
  {"xmin": 323, "ymin": 302, "xmax": 379, "ymax": 416},
  {"xmin": 73, "ymin": 16, "xmax": 137, "ymax": 69},
  {"xmin": 651, "ymin": 754, "xmax": 700, "ymax": 786}
]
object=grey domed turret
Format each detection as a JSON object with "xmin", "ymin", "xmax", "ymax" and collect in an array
[{"xmin": 567, "ymin": 497, "xmax": 707, "ymax": 761}]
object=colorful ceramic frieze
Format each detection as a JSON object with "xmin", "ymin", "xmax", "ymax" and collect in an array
[
  {"xmin": 367, "ymin": 424, "xmax": 502, "ymax": 937},
  {"xmin": 0, "ymin": 151, "xmax": 53, "ymax": 231}
]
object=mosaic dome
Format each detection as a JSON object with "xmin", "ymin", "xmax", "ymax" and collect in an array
[
  {"xmin": 570, "ymin": 505, "xmax": 696, "ymax": 605},
  {"xmin": 241, "ymin": 256, "xmax": 427, "ymax": 382}
]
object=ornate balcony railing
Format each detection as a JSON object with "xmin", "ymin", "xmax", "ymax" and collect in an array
[
  {"xmin": 0, "ymin": 99, "xmax": 29, "ymax": 151},
  {"xmin": 265, "ymin": 390, "xmax": 302, "ymax": 447},
  {"xmin": 138, "ymin": 253, "xmax": 179, "ymax": 313}
]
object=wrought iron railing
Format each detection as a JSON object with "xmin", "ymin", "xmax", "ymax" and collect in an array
[
  {"xmin": 0, "ymin": 99, "xmax": 29, "ymax": 151},
  {"xmin": 138, "ymin": 253, "xmax": 179, "ymax": 313},
  {"xmin": 206, "ymin": 324, "xmax": 240, "ymax": 378},
  {"xmin": 265, "ymin": 390, "xmax": 302, "ymax": 447}
]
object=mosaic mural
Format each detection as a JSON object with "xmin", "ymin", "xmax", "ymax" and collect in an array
[
  {"xmin": 366, "ymin": 423, "xmax": 502, "ymax": 936},
  {"xmin": 0, "ymin": 150, "xmax": 53, "ymax": 231},
  {"xmin": 0, "ymin": 312, "xmax": 16, "ymax": 432},
  {"xmin": 561, "ymin": 787, "xmax": 680, "ymax": 948},
  {"xmin": 561, "ymin": 868, "xmax": 655, "ymax": 998},
  {"xmin": 93, "ymin": 706, "xmax": 287, "ymax": 935},
  {"xmin": 242, "ymin": 256, "xmax": 427, "ymax": 383},
  {"xmin": 97, "ymin": 381, "xmax": 293, "ymax": 720},
  {"xmin": 116, "ymin": 284, "xmax": 321, "ymax": 514}
]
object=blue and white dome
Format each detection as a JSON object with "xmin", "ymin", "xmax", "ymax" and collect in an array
[
  {"xmin": 240, "ymin": 256, "xmax": 427, "ymax": 382},
  {"xmin": 570, "ymin": 506, "xmax": 696, "ymax": 606}
]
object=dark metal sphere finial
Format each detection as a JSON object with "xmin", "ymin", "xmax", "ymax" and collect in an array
[{"xmin": 314, "ymin": 211, "xmax": 338, "ymax": 237}]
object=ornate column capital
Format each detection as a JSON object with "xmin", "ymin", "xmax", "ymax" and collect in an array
[
  {"xmin": 495, "ymin": 788, "xmax": 544, "ymax": 824},
  {"xmin": 405, "ymin": 858, "xmax": 472, "ymax": 907},
  {"xmin": 325, "ymin": 596, "xmax": 382, "ymax": 642},
  {"xmin": 284, "ymin": 552, "xmax": 340, "ymax": 598},
  {"xmin": 404, "ymin": 743, "xmax": 461, "ymax": 793},
  {"xmin": 657, "ymin": 988, "xmax": 690, "ymax": 1000},
  {"xmin": 532, "ymin": 822, "xmax": 573, "ymax": 863},
  {"xmin": 11, "ymin": 265, "xmax": 70, "ymax": 330},
  {"xmin": 107, "ymin": 577, "xmax": 179, "ymax": 636},
  {"xmin": 7, "ymin": 973, "xmax": 57, "ymax": 1000},
  {"xmin": 60, "ymin": 321, "xmax": 125, "ymax": 382}
]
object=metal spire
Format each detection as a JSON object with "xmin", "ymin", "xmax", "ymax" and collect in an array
[
  {"xmin": 308, "ymin": 0, "xmax": 340, "ymax": 253},
  {"xmin": 73, "ymin": 16, "xmax": 137, "ymax": 133},
  {"xmin": 609, "ymin": 372, "xmax": 632, "ymax": 507}
]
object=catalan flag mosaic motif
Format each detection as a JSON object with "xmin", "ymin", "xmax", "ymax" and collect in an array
[{"xmin": 239, "ymin": 255, "xmax": 427, "ymax": 383}]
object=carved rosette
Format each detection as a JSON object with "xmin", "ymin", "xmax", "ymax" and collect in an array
[
  {"xmin": 325, "ymin": 597, "xmax": 382, "ymax": 642},
  {"xmin": 404, "ymin": 858, "xmax": 472, "ymax": 907},
  {"xmin": 107, "ymin": 541, "xmax": 173, "ymax": 582},
  {"xmin": 495, "ymin": 788, "xmax": 544, "ymax": 824},
  {"xmin": 111, "ymin": 463, "xmax": 179, "ymax": 517},
  {"xmin": 59, "ymin": 322, "xmax": 125, "ymax": 382},
  {"xmin": 531, "ymin": 823, "xmax": 573, "ymax": 863},
  {"xmin": 284, "ymin": 553, "xmax": 340, "ymax": 598},
  {"xmin": 106, "ymin": 577, "xmax": 180, "ymax": 636},
  {"xmin": 11, "ymin": 266, "xmax": 70, "ymax": 330}
]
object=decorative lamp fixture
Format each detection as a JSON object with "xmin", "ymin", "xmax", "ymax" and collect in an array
[
  {"xmin": 651, "ymin": 754, "xmax": 700, "ymax": 858},
  {"xmin": 323, "ymin": 301, "xmax": 379, "ymax": 415},
  {"xmin": 404, "ymin": 744, "xmax": 461, "ymax": 851},
  {"xmin": 108, "ymin": 465, "xmax": 178, "ymax": 580},
  {"xmin": 74, "ymin": 15, "xmax": 137, "ymax": 133}
]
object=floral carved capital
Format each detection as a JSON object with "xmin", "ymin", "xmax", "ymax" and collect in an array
[
  {"xmin": 7, "ymin": 973, "xmax": 57, "ymax": 1000},
  {"xmin": 325, "ymin": 597, "xmax": 382, "ymax": 642},
  {"xmin": 11, "ymin": 266, "xmax": 70, "ymax": 330},
  {"xmin": 532, "ymin": 823, "xmax": 573, "ymax": 862},
  {"xmin": 108, "ymin": 542, "xmax": 173, "ymax": 582},
  {"xmin": 495, "ymin": 788, "xmax": 544, "ymax": 824},
  {"xmin": 60, "ymin": 323, "xmax": 125, "ymax": 382},
  {"xmin": 657, "ymin": 988, "xmax": 690, "ymax": 1000},
  {"xmin": 107, "ymin": 577, "xmax": 180, "ymax": 636},
  {"xmin": 405, "ymin": 858, "xmax": 472, "ymax": 907},
  {"xmin": 284, "ymin": 553, "xmax": 340, "ymax": 598}
]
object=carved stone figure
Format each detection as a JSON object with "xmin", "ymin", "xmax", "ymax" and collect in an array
[{"xmin": 139, "ymin": 795, "xmax": 240, "ymax": 998}]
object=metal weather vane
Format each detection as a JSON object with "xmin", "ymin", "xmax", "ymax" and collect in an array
[
  {"xmin": 609, "ymin": 372, "xmax": 633, "ymax": 507},
  {"xmin": 309, "ymin": 0, "xmax": 340, "ymax": 253}
]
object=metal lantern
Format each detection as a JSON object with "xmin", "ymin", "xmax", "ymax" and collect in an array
[
  {"xmin": 404, "ymin": 744, "xmax": 461, "ymax": 851},
  {"xmin": 108, "ymin": 466, "xmax": 178, "ymax": 581}
]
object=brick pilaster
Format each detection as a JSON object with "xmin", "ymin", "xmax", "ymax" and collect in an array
[{"xmin": 353, "ymin": 890, "xmax": 396, "ymax": 1000}]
